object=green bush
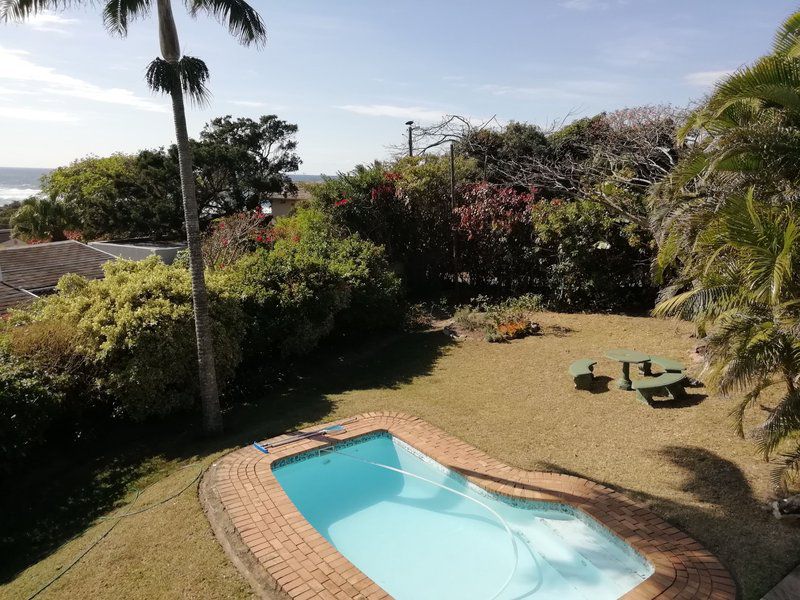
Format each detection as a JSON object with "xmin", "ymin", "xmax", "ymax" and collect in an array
[
  {"xmin": 8, "ymin": 257, "xmax": 245, "ymax": 420},
  {"xmin": 0, "ymin": 208, "xmax": 402, "ymax": 463},
  {"xmin": 454, "ymin": 294, "xmax": 543, "ymax": 341},
  {"xmin": 532, "ymin": 199, "xmax": 655, "ymax": 311},
  {"xmin": 0, "ymin": 356, "xmax": 64, "ymax": 469},
  {"xmin": 225, "ymin": 207, "xmax": 403, "ymax": 357}
]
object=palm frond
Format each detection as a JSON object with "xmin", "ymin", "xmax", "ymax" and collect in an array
[
  {"xmin": 730, "ymin": 380, "xmax": 776, "ymax": 437},
  {"xmin": 146, "ymin": 55, "xmax": 210, "ymax": 105},
  {"xmin": 187, "ymin": 0, "xmax": 266, "ymax": 46},
  {"xmin": 653, "ymin": 284, "xmax": 740, "ymax": 320},
  {"xmin": 772, "ymin": 442, "xmax": 800, "ymax": 489},
  {"xmin": 773, "ymin": 10, "xmax": 800, "ymax": 58},
  {"xmin": 708, "ymin": 317, "xmax": 786, "ymax": 393},
  {"xmin": 755, "ymin": 387, "xmax": 800, "ymax": 458},
  {"xmin": 705, "ymin": 57, "xmax": 800, "ymax": 120},
  {"xmin": 0, "ymin": 0, "xmax": 67, "ymax": 21},
  {"xmin": 102, "ymin": 0, "xmax": 150, "ymax": 36},
  {"xmin": 770, "ymin": 444, "xmax": 800, "ymax": 490}
]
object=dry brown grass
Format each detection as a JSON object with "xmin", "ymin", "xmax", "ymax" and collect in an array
[{"xmin": 3, "ymin": 311, "xmax": 799, "ymax": 600}]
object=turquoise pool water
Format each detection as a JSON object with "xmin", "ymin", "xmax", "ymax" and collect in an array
[{"xmin": 272, "ymin": 433, "xmax": 653, "ymax": 600}]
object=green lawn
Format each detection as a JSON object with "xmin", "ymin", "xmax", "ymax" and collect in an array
[{"xmin": 2, "ymin": 312, "xmax": 798, "ymax": 600}]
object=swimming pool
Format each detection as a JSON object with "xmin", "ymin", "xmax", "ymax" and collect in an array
[{"xmin": 273, "ymin": 432, "xmax": 653, "ymax": 600}]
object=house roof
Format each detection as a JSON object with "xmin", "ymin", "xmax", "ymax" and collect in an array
[
  {"xmin": 0, "ymin": 281, "xmax": 37, "ymax": 313},
  {"xmin": 0, "ymin": 240, "xmax": 114, "ymax": 293}
]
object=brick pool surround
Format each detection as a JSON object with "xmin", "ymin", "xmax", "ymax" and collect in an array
[{"xmin": 201, "ymin": 412, "xmax": 736, "ymax": 600}]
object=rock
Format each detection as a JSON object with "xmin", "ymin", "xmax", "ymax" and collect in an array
[{"xmin": 772, "ymin": 494, "xmax": 800, "ymax": 519}]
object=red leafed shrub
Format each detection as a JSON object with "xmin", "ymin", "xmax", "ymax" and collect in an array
[
  {"xmin": 454, "ymin": 184, "xmax": 538, "ymax": 292},
  {"xmin": 202, "ymin": 208, "xmax": 272, "ymax": 269},
  {"xmin": 310, "ymin": 157, "xmax": 480, "ymax": 294}
]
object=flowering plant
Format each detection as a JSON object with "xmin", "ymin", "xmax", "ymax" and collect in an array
[
  {"xmin": 202, "ymin": 208, "xmax": 272, "ymax": 269},
  {"xmin": 454, "ymin": 184, "xmax": 538, "ymax": 292}
]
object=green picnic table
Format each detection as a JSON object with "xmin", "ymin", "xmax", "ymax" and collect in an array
[{"xmin": 605, "ymin": 348, "xmax": 650, "ymax": 391}]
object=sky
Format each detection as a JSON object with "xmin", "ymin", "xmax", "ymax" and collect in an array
[{"xmin": 0, "ymin": 0, "xmax": 796, "ymax": 174}]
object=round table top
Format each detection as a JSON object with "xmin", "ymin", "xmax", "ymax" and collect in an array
[{"xmin": 605, "ymin": 348, "xmax": 650, "ymax": 363}]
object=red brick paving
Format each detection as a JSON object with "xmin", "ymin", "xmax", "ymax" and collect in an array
[{"xmin": 204, "ymin": 412, "xmax": 736, "ymax": 599}]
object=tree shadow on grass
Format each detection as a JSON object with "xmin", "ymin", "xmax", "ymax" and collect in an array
[
  {"xmin": 535, "ymin": 446, "xmax": 800, "ymax": 600},
  {"xmin": 0, "ymin": 329, "xmax": 455, "ymax": 584}
]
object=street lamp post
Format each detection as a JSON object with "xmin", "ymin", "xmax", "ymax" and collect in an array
[{"xmin": 405, "ymin": 120, "xmax": 414, "ymax": 157}]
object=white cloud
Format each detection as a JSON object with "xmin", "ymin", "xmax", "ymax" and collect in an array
[
  {"xmin": 26, "ymin": 11, "xmax": 79, "ymax": 34},
  {"xmin": 478, "ymin": 79, "xmax": 624, "ymax": 100},
  {"xmin": 0, "ymin": 106, "xmax": 78, "ymax": 122},
  {"xmin": 684, "ymin": 70, "xmax": 734, "ymax": 88},
  {"xmin": 0, "ymin": 46, "xmax": 166, "ymax": 113},
  {"xmin": 337, "ymin": 104, "xmax": 444, "ymax": 122},
  {"xmin": 230, "ymin": 100, "xmax": 268, "ymax": 107},
  {"xmin": 559, "ymin": 0, "xmax": 609, "ymax": 10}
]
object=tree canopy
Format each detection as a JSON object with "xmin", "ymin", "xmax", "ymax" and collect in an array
[{"xmin": 15, "ymin": 114, "xmax": 301, "ymax": 241}]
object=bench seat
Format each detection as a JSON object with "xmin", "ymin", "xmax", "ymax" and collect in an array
[
  {"xmin": 569, "ymin": 359, "xmax": 596, "ymax": 390},
  {"xmin": 649, "ymin": 356, "xmax": 685, "ymax": 373},
  {"xmin": 632, "ymin": 372, "xmax": 686, "ymax": 404}
]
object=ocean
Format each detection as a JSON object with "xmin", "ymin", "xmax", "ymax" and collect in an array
[
  {"xmin": 0, "ymin": 167, "xmax": 50, "ymax": 206},
  {"xmin": 0, "ymin": 167, "xmax": 324, "ymax": 207}
]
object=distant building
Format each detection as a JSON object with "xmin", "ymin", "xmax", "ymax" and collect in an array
[
  {"xmin": 89, "ymin": 239, "xmax": 186, "ymax": 265},
  {"xmin": 0, "ymin": 240, "xmax": 115, "ymax": 313},
  {"xmin": 264, "ymin": 188, "xmax": 312, "ymax": 218}
]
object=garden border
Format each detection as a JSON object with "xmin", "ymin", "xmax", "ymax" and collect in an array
[{"xmin": 200, "ymin": 412, "xmax": 736, "ymax": 599}]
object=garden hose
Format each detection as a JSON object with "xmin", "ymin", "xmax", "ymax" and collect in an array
[{"xmin": 26, "ymin": 463, "xmax": 203, "ymax": 600}]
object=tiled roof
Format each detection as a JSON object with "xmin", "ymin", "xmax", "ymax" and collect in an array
[
  {"xmin": 0, "ymin": 282, "xmax": 36, "ymax": 312},
  {"xmin": 0, "ymin": 240, "xmax": 114, "ymax": 293}
]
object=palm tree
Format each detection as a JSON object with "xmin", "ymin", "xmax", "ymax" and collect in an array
[
  {"xmin": 1, "ymin": 0, "xmax": 266, "ymax": 434},
  {"xmin": 655, "ymin": 189, "xmax": 800, "ymax": 491},
  {"xmin": 650, "ymin": 9, "xmax": 800, "ymax": 278},
  {"xmin": 650, "ymin": 8, "xmax": 800, "ymax": 511},
  {"xmin": 10, "ymin": 197, "xmax": 75, "ymax": 241}
]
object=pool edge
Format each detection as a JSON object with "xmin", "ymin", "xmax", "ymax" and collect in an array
[{"xmin": 201, "ymin": 412, "xmax": 737, "ymax": 600}]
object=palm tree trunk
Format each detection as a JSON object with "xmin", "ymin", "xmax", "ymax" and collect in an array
[
  {"xmin": 158, "ymin": 0, "xmax": 222, "ymax": 434},
  {"xmin": 171, "ymin": 83, "xmax": 223, "ymax": 435}
]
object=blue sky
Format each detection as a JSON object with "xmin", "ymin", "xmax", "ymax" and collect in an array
[{"xmin": 0, "ymin": 0, "xmax": 795, "ymax": 173}]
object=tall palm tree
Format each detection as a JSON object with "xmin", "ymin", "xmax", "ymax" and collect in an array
[{"xmin": 1, "ymin": 0, "xmax": 266, "ymax": 434}]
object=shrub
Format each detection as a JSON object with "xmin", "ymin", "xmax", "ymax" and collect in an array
[
  {"xmin": 311, "ymin": 156, "xmax": 478, "ymax": 294},
  {"xmin": 202, "ymin": 208, "xmax": 272, "ymax": 269},
  {"xmin": 225, "ymin": 207, "xmax": 403, "ymax": 357},
  {"xmin": 454, "ymin": 294, "xmax": 542, "ymax": 341},
  {"xmin": 226, "ymin": 247, "xmax": 349, "ymax": 358},
  {"xmin": 0, "ymin": 356, "xmax": 64, "ymax": 469},
  {"xmin": 454, "ymin": 184, "xmax": 538, "ymax": 292},
  {"xmin": 8, "ymin": 257, "xmax": 245, "ymax": 420},
  {"xmin": 5, "ymin": 319, "xmax": 90, "ymax": 378},
  {"xmin": 532, "ymin": 199, "xmax": 655, "ymax": 311},
  {"xmin": 0, "ymin": 209, "xmax": 403, "ymax": 463}
]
